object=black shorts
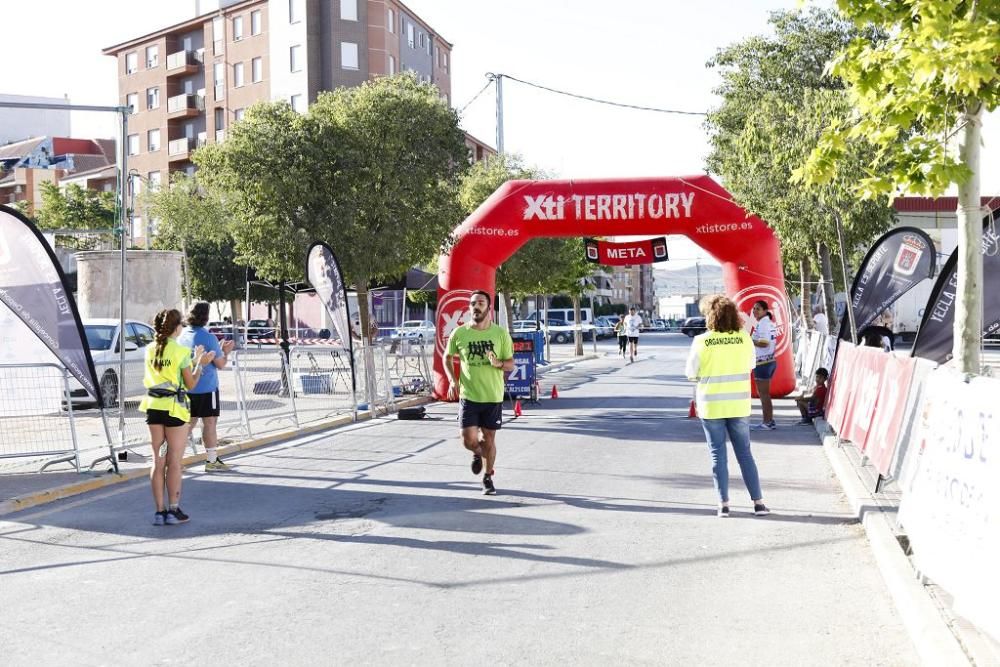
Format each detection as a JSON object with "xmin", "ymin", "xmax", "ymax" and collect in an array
[
  {"xmin": 458, "ymin": 399, "xmax": 503, "ymax": 430},
  {"xmin": 189, "ymin": 390, "xmax": 221, "ymax": 418},
  {"xmin": 145, "ymin": 409, "xmax": 187, "ymax": 428},
  {"xmin": 627, "ymin": 336, "xmax": 639, "ymax": 344}
]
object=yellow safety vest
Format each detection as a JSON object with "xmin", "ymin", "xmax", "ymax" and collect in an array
[{"xmin": 689, "ymin": 330, "xmax": 754, "ymax": 419}]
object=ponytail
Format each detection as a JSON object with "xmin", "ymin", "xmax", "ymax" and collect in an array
[
  {"xmin": 151, "ymin": 309, "xmax": 182, "ymax": 370},
  {"xmin": 753, "ymin": 299, "xmax": 773, "ymax": 321}
]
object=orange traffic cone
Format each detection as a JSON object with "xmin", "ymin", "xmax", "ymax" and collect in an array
[
  {"xmin": 514, "ymin": 400, "xmax": 523, "ymax": 417},
  {"xmin": 688, "ymin": 399, "xmax": 698, "ymax": 419},
  {"xmin": 550, "ymin": 385, "xmax": 559, "ymax": 399}
]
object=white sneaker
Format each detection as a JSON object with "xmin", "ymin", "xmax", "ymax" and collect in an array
[{"xmin": 751, "ymin": 422, "xmax": 775, "ymax": 431}]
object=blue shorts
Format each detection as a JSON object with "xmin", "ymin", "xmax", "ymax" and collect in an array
[{"xmin": 754, "ymin": 360, "xmax": 777, "ymax": 380}]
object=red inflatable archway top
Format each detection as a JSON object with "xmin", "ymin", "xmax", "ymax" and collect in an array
[{"xmin": 434, "ymin": 175, "xmax": 794, "ymax": 398}]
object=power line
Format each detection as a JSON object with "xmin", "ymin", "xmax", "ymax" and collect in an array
[
  {"xmin": 499, "ymin": 73, "xmax": 707, "ymax": 117},
  {"xmin": 457, "ymin": 78, "xmax": 493, "ymax": 115}
]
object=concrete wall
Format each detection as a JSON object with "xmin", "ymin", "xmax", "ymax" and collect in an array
[{"xmin": 76, "ymin": 250, "xmax": 184, "ymax": 321}]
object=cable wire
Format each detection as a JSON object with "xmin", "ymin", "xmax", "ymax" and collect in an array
[
  {"xmin": 457, "ymin": 78, "xmax": 494, "ymax": 115},
  {"xmin": 500, "ymin": 73, "xmax": 707, "ymax": 117}
]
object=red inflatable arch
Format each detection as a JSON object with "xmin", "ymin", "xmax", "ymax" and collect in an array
[{"xmin": 434, "ymin": 176, "xmax": 794, "ymax": 398}]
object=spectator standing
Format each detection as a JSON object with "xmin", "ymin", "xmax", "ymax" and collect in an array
[
  {"xmin": 750, "ymin": 300, "xmax": 778, "ymax": 430},
  {"xmin": 812, "ymin": 306, "xmax": 829, "ymax": 336},
  {"xmin": 685, "ymin": 295, "xmax": 769, "ymax": 518},
  {"xmin": 140, "ymin": 308, "xmax": 216, "ymax": 525},
  {"xmin": 178, "ymin": 302, "xmax": 236, "ymax": 472}
]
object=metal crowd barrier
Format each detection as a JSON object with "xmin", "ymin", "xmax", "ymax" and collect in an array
[
  {"xmin": 0, "ymin": 364, "xmax": 82, "ymax": 472},
  {"xmin": 793, "ymin": 329, "xmax": 835, "ymax": 390}
]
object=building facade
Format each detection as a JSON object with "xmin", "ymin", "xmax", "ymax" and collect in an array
[{"xmin": 0, "ymin": 137, "xmax": 116, "ymax": 213}]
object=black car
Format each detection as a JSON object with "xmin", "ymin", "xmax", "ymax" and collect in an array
[{"xmin": 680, "ymin": 316, "xmax": 707, "ymax": 337}]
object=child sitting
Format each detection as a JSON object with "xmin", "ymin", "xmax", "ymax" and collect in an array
[{"xmin": 796, "ymin": 367, "xmax": 829, "ymax": 424}]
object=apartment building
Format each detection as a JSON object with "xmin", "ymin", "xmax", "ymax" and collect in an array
[
  {"xmin": 0, "ymin": 136, "xmax": 117, "ymax": 213},
  {"xmin": 102, "ymin": 0, "xmax": 456, "ymax": 239}
]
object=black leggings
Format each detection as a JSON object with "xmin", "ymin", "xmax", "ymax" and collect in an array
[{"xmin": 618, "ymin": 336, "xmax": 628, "ymax": 353}]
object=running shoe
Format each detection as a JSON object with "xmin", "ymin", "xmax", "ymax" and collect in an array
[
  {"xmin": 163, "ymin": 510, "xmax": 179, "ymax": 525},
  {"xmin": 482, "ymin": 474, "xmax": 496, "ymax": 495},
  {"xmin": 205, "ymin": 458, "xmax": 232, "ymax": 472},
  {"xmin": 168, "ymin": 507, "xmax": 190, "ymax": 523},
  {"xmin": 754, "ymin": 503, "xmax": 771, "ymax": 516},
  {"xmin": 152, "ymin": 511, "xmax": 167, "ymax": 526},
  {"xmin": 471, "ymin": 454, "xmax": 483, "ymax": 475},
  {"xmin": 796, "ymin": 418, "xmax": 813, "ymax": 425},
  {"xmin": 717, "ymin": 506, "xmax": 731, "ymax": 518},
  {"xmin": 751, "ymin": 422, "xmax": 776, "ymax": 431}
]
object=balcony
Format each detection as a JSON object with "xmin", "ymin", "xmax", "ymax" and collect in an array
[
  {"xmin": 167, "ymin": 137, "xmax": 195, "ymax": 161},
  {"xmin": 166, "ymin": 50, "xmax": 199, "ymax": 76},
  {"xmin": 166, "ymin": 93, "xmax": 203, "ymax": 119}
]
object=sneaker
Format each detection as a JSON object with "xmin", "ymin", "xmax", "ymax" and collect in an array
[
  {"xmin": 152, "ymin": 511, "xmax": 167, "ymax": 526},
  {"xmin": 797, "ymin": 418, "xmax": 813, "ymax": 425},
  {"xmin": 751, "ymin": 422, "xmax": 776, "ymax": 431},
  {"xmin": 482, "ymin": 474, "xmax": 496, "ymax": 495},
  {"xmin": 163, "ymin": 510, "xmax": 179, "ymax": 525},
  {"xmin": 754, "ymin": 503, "xmax": 770, "ymax": 516},
  {"xmin": 767, "ymin": 421, "xmax": 777, "ymax": 429},
  {"xmin": 205, "ymin": 458, "xmax": 231, "ymax": 472},
  {"xmin": 168, "ymin": 507, "xmax": 190, "ymax": 523},
  {"xmin": 717, "ymin": 506, "xmax": 731, "ymax": 518},
  {"xmin": 471, "ymin": 454, "xmax": 483, "ymax": 475}
]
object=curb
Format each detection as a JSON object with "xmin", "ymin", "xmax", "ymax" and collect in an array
[
  {"xmin": 816, "ymin": 420, "xmax": 969, "ymax": 666},
  {"xmin": 0, "ymin": 396, "xmax": 434, "ymax": 518}
]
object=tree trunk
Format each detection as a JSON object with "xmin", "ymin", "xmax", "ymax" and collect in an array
[
  {"xmin": 800, "ymin": 259, "xmax": 813, "ymax": 330},
  {"xmin": 503, "ymin": 292, "xmax": 515, "ymax": 333},
  {"xmin": 818, "ymin": 242, "xmax": 838, "ymax": 333},
  {"xmin": 955, "ymin": 104, "xmax": 984, "ymax": 374},
  {"xmin": 573, "ymin": 294, "xmax": 584, "ymax": 356}
]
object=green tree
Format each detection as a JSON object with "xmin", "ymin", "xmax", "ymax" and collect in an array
[
  {"xmin": 706, "ymin": 7, "xmax": 894, "ymax": 334},
  {"xmin": 797, "ymin": 0, "xmax": 1000, "ymax": 372},
  {"xmin": 304, "ymin": 73, "xmax": 469, "ymax": 342},
  {"xmin": 142, "ymin": 174, "xmax": 248, "ymax": 317},
  {"xmin": 34, "ymin": 182, "xmax": 116, "ymax": 250}
]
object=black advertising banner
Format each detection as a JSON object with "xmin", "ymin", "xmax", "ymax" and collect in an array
[
  {"xmin": 306, "ymin": 242, "xmax": 356, "ymax": 391},
  {"xmin": 912, "ymin": 208, "xmax": 1000, "ymax": 363},
  {"xmin": 840, "ymin": 227, "xmax": 937, "ymax": 341},
  {"xmin": 0, "ymin": 205, "xmax": 101, "ymax": 400}
]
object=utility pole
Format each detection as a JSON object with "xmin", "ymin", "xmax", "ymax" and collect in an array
[{"xmin": 494, "ymin": 73, "xmax": 505, "ymax": 154}]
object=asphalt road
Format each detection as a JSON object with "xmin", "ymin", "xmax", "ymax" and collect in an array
[{"xmin": 0, "ymin": 333, "xmax": 919, "ymax": 666}]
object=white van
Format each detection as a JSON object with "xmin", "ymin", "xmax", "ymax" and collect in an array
[{"xmin": 534, "ymin": 307, "xmax": 594, "ymax": 326}]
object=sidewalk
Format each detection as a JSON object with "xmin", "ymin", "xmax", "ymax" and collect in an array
[
  {"xmin": 1, "ymin": 342, "xmax": 926, "ymax": 665},
  {"xmin": 0, "ymin": 345, "xmax": 602, "ymax": 515}
]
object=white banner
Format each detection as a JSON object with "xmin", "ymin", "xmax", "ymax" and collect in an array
[{"xmin": 898, "ymin": 370, "xmax": 1000, "ymax": 642}]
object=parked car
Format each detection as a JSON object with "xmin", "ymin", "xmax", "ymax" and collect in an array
[
  {"xmin": 245, "ymin": 319, "xmax": 276, "ymax": 340},
  {"xmin": 680, "ymin": 316, "xmax": 707, "ymax": 337},
  {"xmin": 593, "ymin": 316, "xmax": 615, "ymax": 338},
  {"xmin": 68, "ymin": 319, "xmax": 157, "ymax": 407},
  {"xmin": 512, "ymin": 320, "xmax": 541, "ymax": 333},
  {"xmin": 395, "ymin": 319, "xmax": 435, "ymax": 341}
]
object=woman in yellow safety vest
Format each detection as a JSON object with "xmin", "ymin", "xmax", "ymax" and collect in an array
[
  {"xmin": 139, "ymin": 308, "xmax": 216, "ymax": 526},
  {"xmin": 685, "ymin": 295, "xmax": 769, "ymax": 518}
]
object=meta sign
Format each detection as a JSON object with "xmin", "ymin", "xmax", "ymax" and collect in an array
[{"xmin": 584, "ymin": 237, "xmax": 668, "ymax": 266}]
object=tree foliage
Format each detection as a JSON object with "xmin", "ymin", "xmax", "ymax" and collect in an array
[{"xmin": 31, "ymin": 182, "xmax": 116, "ymax": 250}]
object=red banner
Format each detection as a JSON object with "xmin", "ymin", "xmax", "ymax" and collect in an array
[
  {"xmin": 864, "ymin": 355, "xmax": 917, "ymax": 475},
  {"xmin": 825, "ymin": 342, "xmax": 858, "ymax": 434},
  {"xmin": 843, "ymin": 347, "xmax": 889, "ymax": 447},
  {"xmin": 584, "ymin": 237, "xmax": 668, "ymax": 265}
]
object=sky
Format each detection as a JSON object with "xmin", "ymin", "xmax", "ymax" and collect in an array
[{"xmin": 4, "ymin": 0, "xmax": 1000, "ymax": 269}]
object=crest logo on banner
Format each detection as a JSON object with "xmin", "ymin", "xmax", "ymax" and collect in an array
[{"xmin": 893, "ymin": 233, "xmax": 927, "ymax": 276}]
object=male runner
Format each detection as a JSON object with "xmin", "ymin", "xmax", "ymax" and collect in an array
[
  {"xmin": 623, "ymin": 307, "xmax": 643, "ymax": 362},
  {"xmin": 444, "ymin": 290, "xmax": 514, "ymax": 495}
]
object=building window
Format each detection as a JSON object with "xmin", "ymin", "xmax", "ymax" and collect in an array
[
  {"xmin": 214, "ymin": 108, "xmax": 225, "ymax": 131},
  {"xmin": 341, "ymin": 42, "xmax": 359, "ymax": 70},
  {"xmin": 443, "ymin": 52, "xmax": 448, "ymax": 71},
  {"xmin": 233, "ymin": 62, "xmax": 245, "ymax": 87},
  {"xmin": 131, "ymin": 216, "xmax": 143, "ymax": 239},
  {"xmin": 388, "ymin": 55, "xmax": 396, "ymax": 75},
  {"xmin": 407, "ymin": 23, "xmax": 414, "ymax": 48},
  {"xmin": 251, "ymin": 9, "xmax": 262, "ymax": 35},
  {"xmin": 126, "ymin": 93, "xmax": 138, "ymax": 114},
  {"xmin": 290, "ymin": 45, "xmax": 302, "ymax": 72},
  {"xmin": 387, "ymin": 8, "xmax": 395, "ymax": 32},
  {"xmin": 289, "ymin": 0, "xmax": 302, "ymax": 23},
  {"xmin": 130, "ymin": 173, "xmax": 142, "ymax": 197},
  {"xmin": 233, "ymin": 15, "xmax": 244, "ymax": 41},
  {"xmin": 252, "ymin": 57, "xmax": 263, "ymax": 83},
  {"xmin": 234, "ymin": 108, "xmax": 246, "ymax": 122},
  {"xmin": 146, "ymin": 87, "xmax": 160, "ymax": 110},
  {"xmin": 146, "ymin": 45, "xmax": 159, "ymax": 68},
  {"xmin": 212, "ymin": 17, "xmax": 224, "ymax": 54},
  {"xmin": 213, "ymin": 63, "xmax": 225, "ymax": 100},
  {"xmin": 341, "ymin": 0, "xmax": 357, "ymax": 21},
  {"xmin": 148, "ymin": 171, "xmax": 161, "ymax": 190},
  {"xmin": 127, "ymin": 134, "xmax": 140, "ymax": 156},
  {"xmin": 125, "ymin": 52, "xmax": 138, "ymax": 74},
  {"xmin": 147, "ymin": 129, "xmax": 161, "ymax": 152},
  {"xmin": 290, "ymin": 94, "xmax": 304, "ymax": 112}
]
